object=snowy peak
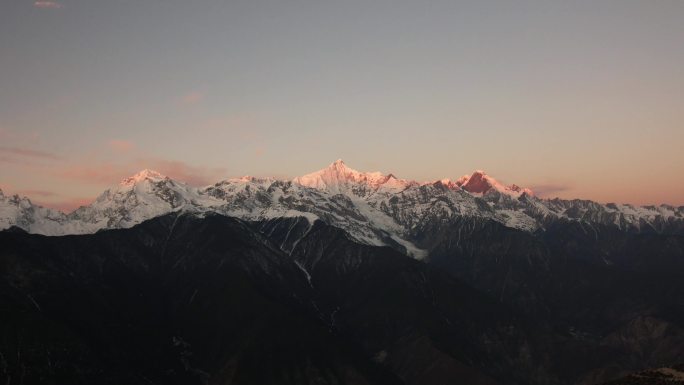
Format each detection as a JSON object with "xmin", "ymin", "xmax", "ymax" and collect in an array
[
  {"xmin": 454, "ymin": 174, "xmax": 471, "ymax": 187},
  {"xmin": 0, "ymin": 190, "xmax": 68, "ymax": 234},
  {"xmin": 330, "ymin": 158, "xmax": 349, "ymax": 171},
  {"xmin": 291, "ymin": 160, "xmax": 536, "ymax": 198},
  {"xmin": 292, "ymin": 159, "xmax": 412, "ymax": 196},
  {"xmin": 103, "ymin": 169, "xmax": 199, "ymax": 208},
  {"xmin": 459, "ymin": 170, "xmax": 533, "ymax": 197},
  {"xmin": 66, "ymin": 169, "xmax": 222, "ymax": 233},
  {"xmin": 4, "ymin": 161, "xmax": 682, "ymax": 251},
  {"xmin": 120, "ymin": 169, "xmax": 167, "ymax": 186},
  {"xmin": 460, "ymin": 171, "xmax": 494, "ymax": 194}
]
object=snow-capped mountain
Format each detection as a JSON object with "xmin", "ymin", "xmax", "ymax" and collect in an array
[
  {"xmin": 292, "ymin": 159, "xmax": 416, "ymax": 197},
  {"xmin": 67, "ymin": 169, "xmax": 222, "ymax": 233},
  {"xmin": 1, "ymin": 160, "xmax": 682, "ymax": 258},
  {"xmin": 0, "ymin": 189, "xmax": 69, "ymax": 234},
  {"xmin": 456, "ymin": 170, "xmax": 534, "ymax": 197}
]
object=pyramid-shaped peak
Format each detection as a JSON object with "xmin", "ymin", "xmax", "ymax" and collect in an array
[
  {"xmin": 120, "ymin": 169, "xmax": 167, "ymax": 185},
  {"xmin": 314, "ymin": 159, "xmax": 366, "ymax": 178},
  {"xmin": 328, "ymin": 158, "xmax": 350, "ymax": 169},
  {"xmin": 461, "ymin": 171, "xmax": 495, "ymax": 194},
  {"xmin": 459, "ymin": 170, "xmax": 533, "ymax": 197},
  {"xmin": 293, "ymin": 159, "xmax": 412, "ymax": 194},
  {"xmin": 135, "ymin": 169, "xmax": 165, "ymax": 178}
]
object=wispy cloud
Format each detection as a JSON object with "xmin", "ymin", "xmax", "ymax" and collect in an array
[
  {"xmin": 59, "ymin": 164, "xmax": 131, "ymax": 184},
  {"xmin": 18, "ymin": 189, "xmax": 57, "ymax": 197},
  {"xmin": 59, "ymin": 158, "xmax": 227, "ymax": 187},
  {"xmin": 0, "ymin": 146, "xmax": 62, "ymax": 160},
  {"xmin": 181, "ymin": 91, "xmax": 204, "ymax": 105},
  {"xmin": 530, "ymin": 183, "xmax": 573, "ymax": 198},
  {"xmin": 108, "ymin": 139, "xmax": 135, "ymax": 153},
  {"xmin": 0, "ymin": 127, "xmax": 41, "ymax": 144},
  {"xmin": 254, "ymin": 146, "xmax": 267, "ymax": 158},
  {"xmin": 140, "ymin": 158, "xmax": 227, "ymax": 186},
  {"xmin": 34, "ymin": 1, "xmax": 63, "ymax": 9},
  {"xmin": 0, "ymin": 155, "xmax": 38, "ymax": 166}
]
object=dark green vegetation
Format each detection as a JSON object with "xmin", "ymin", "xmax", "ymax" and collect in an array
[{"xmin": 1, "ymin": 213, "xmax": 683, "ymax": 384}]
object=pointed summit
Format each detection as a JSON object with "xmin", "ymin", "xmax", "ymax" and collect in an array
[
  {"xmin": 327, "ymin": 158, "xmax": 352, "ymax": 172},
  {"xmin": 458, "ymin": 170, "xmax": 533, "ymax": 197},
  {"xmin": 120, "ymin": 169, "xmax": 167, "ymax": 186},
  {"xmin": 461, "ymin": 170, "xmax": 493, "ymax": 194},
  {"xmin": 293, "ymin": 159, "xmax": 412, "ymax": 195},
  {"xmin": 293, "ymin": 159, "xmax": 364, "ymax": 191}
]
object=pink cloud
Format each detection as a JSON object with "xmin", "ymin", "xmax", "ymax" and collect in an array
[
  {"xmin": 109, "ymin": 139, "xmax": 135, "ymax": 153},
  {"xmin": 34, "ymin": 1, "xmax": 62, "ymax": 9},
  {"xmin": 181, "ymin": 91, "xmax": 204, "ymax": 105},
  {"xmin": 0, "ymin": 128, "xmax": 42, "ymax": 148},
  {"xmin": 18, "ymin": 189, "xmax": 57, "ymax": 197},
  {"xmin": 58, "ymin": 159, "xmax": 227, "ymax": 187},
  {"xmin": 530, "ymin": 183, "xmax": 573, "ymax": 198},
  {"xmin": 59, "ymin": 163, "xmax": 131, "ymax": 184},
  {"xmin": 0, "ymin": 146, "xmax": 62, "ymax": 160},
  {"xmin": 143, "ymin": 159, "xmax": 226, "ymax": 186},
  {"xmin": 0, "ymin": 155, "xmax": 38, "ymax": 166}
]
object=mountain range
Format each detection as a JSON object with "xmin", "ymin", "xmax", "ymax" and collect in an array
[
  {"xmin": 2, "ymin": 159, "xmax": 683, "ymax": 258},
  {"xmin": 1, "ymin": 160, "xmax": 683, "ymax": 385}
]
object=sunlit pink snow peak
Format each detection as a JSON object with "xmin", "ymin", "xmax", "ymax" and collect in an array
[
  {"xmin": 2, "ymin": 158, "xmax": 682, "ymax": 257},
  {"xmin": 120, "ymin": 169, "xmax": 167, "ymax": 186},
  {"xmin": 292, "ymin": 159, "xmax": 532, "ymax": 197},
  {"xmin": 104, "ymin": 159, "xmax": 532, "ymax": 200}
]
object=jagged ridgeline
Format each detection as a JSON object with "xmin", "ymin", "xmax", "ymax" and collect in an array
[
  {"xmin": 2, "ymin": 159, "xmax": 683, "ymax": 257},
  {"xmin": 1, "ymin": 160, "xmax": 683, "ymax": 385}
]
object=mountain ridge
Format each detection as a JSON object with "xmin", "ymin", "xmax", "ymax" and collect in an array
[{"xmin": 2, "ymin": 160, "xmax": 683, "ymax": 259}]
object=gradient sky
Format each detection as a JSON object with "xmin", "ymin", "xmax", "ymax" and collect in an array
[{"xmin": 1, "ymin": 0, "xmax": 683, "ymax": 211}]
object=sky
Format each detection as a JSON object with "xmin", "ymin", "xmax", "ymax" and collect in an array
[{"xmin": 1, "ymin": 0, "xmax": 683, "ymax": 211}]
